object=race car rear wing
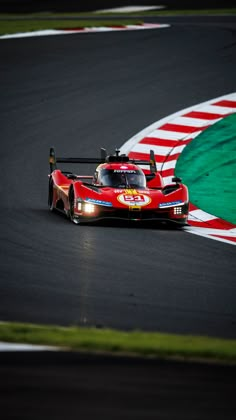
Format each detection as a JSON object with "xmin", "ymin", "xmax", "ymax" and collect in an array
[
  {"xmin": 49, "ymin": 147, "xmax": 103, "ymax": 173},
  {"xmin": 49, "ymin": 147, "xmax": 157, "ymax": 175}
]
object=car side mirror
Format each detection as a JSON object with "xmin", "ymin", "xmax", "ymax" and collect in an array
[
  {"xmin": 145, "ymin": 173, "xmax": 156, "ymax": 182},
  {"xmin": 172, "ymin": 177, "xmax": 182, "ymax": 183}
]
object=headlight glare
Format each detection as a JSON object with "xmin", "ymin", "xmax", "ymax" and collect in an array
[{"xmin": 84, "ymin": 203, "xmax": 95, "ymax": 214}]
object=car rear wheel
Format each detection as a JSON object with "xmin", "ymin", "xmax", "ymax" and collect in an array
[{"xmin": 48, "ymin": 177, "xmax": 54, "ymax": 211}]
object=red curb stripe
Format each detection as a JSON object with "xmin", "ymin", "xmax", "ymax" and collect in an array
[
  {"xmin": 211, "ymin": 234, "xmax": 236, "ymax": 243},
  {"xmin": 188, "ymin": 220, "xmax": 215, "ymax": 228},
  {"xmin": 160, "ymin": 123, "xmax": 210, "ymax": 134},
  {"xmin": 129, "ymin": 151, "xmax": 154, "ymax": 161},
  {"xmin": 183, "ymin": 111, "xmax": 226, "ymax": 120},
  {"xmin": 140, "ymin": 137, "xmax": 192, "ymax": 147},
  {"xmin": 140, "ymin": 138, "xmax": 178, "ymax": 147},
  {"xmin": 189, "ymin": 218, "xmax": 235, "ymax": 230},
  {"xmin": 108, "ymin": 25, "xmax": 126, "ymax": 29},
  {"xmin": 213, "ymin": 100, "xmax": 236, "ymax": 108},
  {"xmin": 164, "ymin": 153, "xmax": 181, "ymax": 162},
  {"xmin": 161, "ymin": 154, "xmax": 181, "ymax": 163},
  {"xmin": 189, "ymin": 203, "xmax": 198, "ymax": 211},
  {"xmin": 160, "ymin": 168, "xmax": 175, "ymax": 177},
  {"xmin": 129, "ymin": 151, "xmax": 167, "ymax": 163},
  {"xmin": 211, "ymin": 219, "xmax": 236, "ymax": 229}
]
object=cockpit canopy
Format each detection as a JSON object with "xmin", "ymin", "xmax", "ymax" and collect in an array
[{"xmin": 96, "ymin": 168, "xmax": 146, "ymax": 189}]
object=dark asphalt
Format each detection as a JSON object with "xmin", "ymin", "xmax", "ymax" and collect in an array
[
  {"xmin": 1, "ymin": 351, "xmax": 236, "ymax": 420},
  {"xmin": 0, "ymin": 15, "xmax": 236, "ymax": 339}
]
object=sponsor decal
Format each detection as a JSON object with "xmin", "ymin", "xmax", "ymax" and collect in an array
[
  {"xmin": 159, "ymin": 200, "xmax": 183, "ymax": 208},
  {"xmin": 85, "ymin": 198, "xmax": 112, "ymax": 207},
  {"xmin": 124, "ymin": 189, "xmax": 138, "ymax": 195},
  {"xmin": 114, "ymin": 169, "xmax": 137, "ymax": 173},
  {"xmin": 118, "ymin": 193, "xmax": 151, "ymax": 207},
  {"xmin": 114, "ymin": 189, "xmax": 148, "ymax": 194}
]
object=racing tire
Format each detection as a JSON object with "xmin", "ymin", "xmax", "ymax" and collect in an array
[
  {"xmin": 48, "ymin": 177, "xmax": 54, "ymax": 211},
  {"xmin": 69, "ymin": 188, "xmax": 80, "ymax": 225}
]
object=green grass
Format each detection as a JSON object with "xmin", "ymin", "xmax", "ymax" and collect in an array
[
  {"xmin": 0, "ymin": 19, "xmax": 142, "ymax": 35},
  {"xmin": 0, "ymin": 322, "xmax": 236, "ymax": 363}
]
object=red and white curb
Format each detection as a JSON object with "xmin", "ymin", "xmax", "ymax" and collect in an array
[
  {"xmin": 0, "ymin": 23, "xmax": 170, "ymax": 40},
  {"xmin": 120, "ymin": 92, "xmax": 236, "ymax": 246}
]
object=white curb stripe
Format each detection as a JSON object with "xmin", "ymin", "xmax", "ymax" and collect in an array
[
  {"xmin": 161, "ymin": 160, "xmax": 178, "ymax": 170},
  {"xmin": 188, "ymin": 210, "xmax": 218, "ymax": 222},
  {"xmin": 188, "ymin": 104, "xmax": 233, "ymax": 115},
  {"xmin": 145, "ymin": 129, "xmax": 189, "ymax": 140},
  {"xmin": 131, "ymin": 143, "xmax": 186, "ymax": 156},
  {"xmin": 171, "ymin": 116, "xmax": 221, "ymax": 127},
  {"xmin": 161, "ymin": 176, "xmax": 177, "ymax": 185}
]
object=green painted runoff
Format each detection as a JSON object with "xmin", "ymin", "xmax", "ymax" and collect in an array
[{"xmin": 175, "ymin": 113, "xmax": 236, "ymax": 224}]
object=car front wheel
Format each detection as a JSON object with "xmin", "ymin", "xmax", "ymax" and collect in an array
[{"xmin": 69, "ymin": 188, "xmax": 80, "ymax": 224}]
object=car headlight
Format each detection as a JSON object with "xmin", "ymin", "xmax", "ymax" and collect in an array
[
  {"xmin": 83, "ymin": 203, "xmax": 95, "ymax": 214},
  {"xmin": 173, "ymin": 206, "xmax": 183, "ymax": 215}
]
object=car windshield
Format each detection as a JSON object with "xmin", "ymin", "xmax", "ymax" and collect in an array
[{"xmin": 100, "ymin": 169, "xmax": 146, "ymax": 188}]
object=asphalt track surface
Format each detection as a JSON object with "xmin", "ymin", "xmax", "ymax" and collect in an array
[
  {"xmin": 1, "ymin": 14, "xmax": 236, "ymax": 336},
  {"xmin": 1, "ymin": 14, "xmax": 236, "ymax": 338},
  {"xmin": 1, "ymin": 13, "xmax": 236, "ymax": 420},
  {"xmin": 0, "ymin": 351, "xmax": 235, "ymax": 420}
]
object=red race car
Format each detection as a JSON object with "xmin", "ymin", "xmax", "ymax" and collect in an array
[{"xmin": 48, "ymin": 147, "xmax": 189, "ymax": 227}]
